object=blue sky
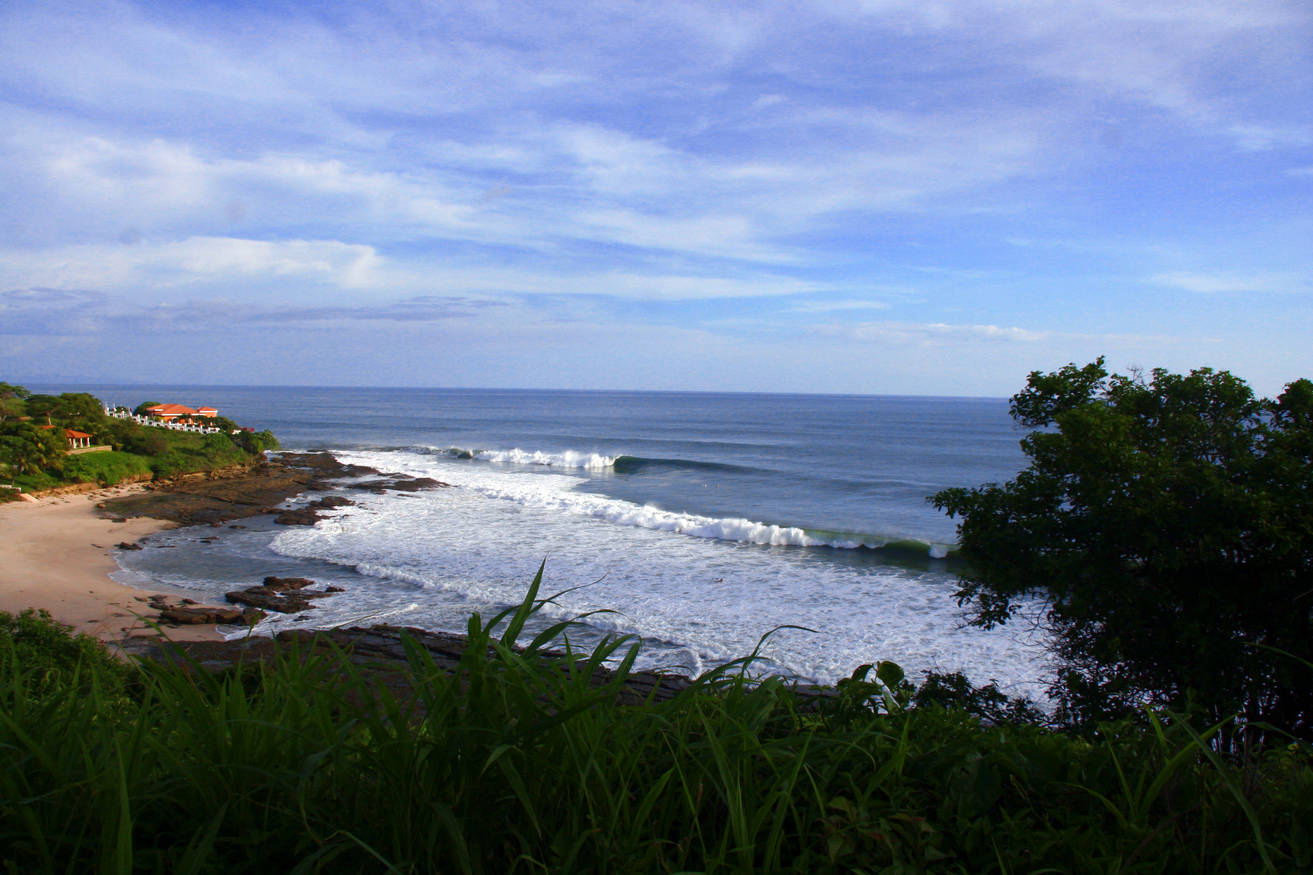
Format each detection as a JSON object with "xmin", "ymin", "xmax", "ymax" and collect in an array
[{"xmin": 2, "ymin": 0, "xmax": 1310, "ymax": 396}]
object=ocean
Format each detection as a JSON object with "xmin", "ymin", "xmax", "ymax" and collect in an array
[{"xmin": 66, "ymin": 386, "xmax": 1050, "ymax": 695}]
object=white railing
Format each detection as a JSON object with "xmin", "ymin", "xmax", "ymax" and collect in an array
[{"xmin": 105, "ymin": 409, "xmax": 222, "ymax": 434}]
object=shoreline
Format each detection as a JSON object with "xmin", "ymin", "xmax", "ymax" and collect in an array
[
  {"xmin": 0, "ymin": 484, "xmax": 222, "ymax": 643},
  {"xmin": 0, "ymin": 452, "xmax": 434, "ymax": 647}
]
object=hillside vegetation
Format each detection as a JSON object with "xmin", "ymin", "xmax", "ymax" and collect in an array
[{"xmin": 0, "ymin": 382, "xmax": 277, "ymax": 498}]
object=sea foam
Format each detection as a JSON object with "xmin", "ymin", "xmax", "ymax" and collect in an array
[{"xmin": 259, "ymin": 447, "xmax": 1044, "ymax": 690}]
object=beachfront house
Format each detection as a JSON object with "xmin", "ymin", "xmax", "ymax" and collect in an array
[
  {"xmin": 145, "ymin": 399, "xmax": 219, "ymax": 420},
  {"xmin": 145, "ymin": 403, "xmax": 218, "ymax": 420},
  {"xmin": 108, "ymin": 403, "xmax": 223, "ymax": 434}
]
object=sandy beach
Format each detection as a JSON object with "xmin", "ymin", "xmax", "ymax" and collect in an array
[{"xmin": 0, "ymin": 486, "xmax": 222, "ymax": 643}]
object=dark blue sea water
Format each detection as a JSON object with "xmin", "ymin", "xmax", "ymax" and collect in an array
[{"xmin": 44, "ymin": 385, "xmax": 1050, "ymax": 691}]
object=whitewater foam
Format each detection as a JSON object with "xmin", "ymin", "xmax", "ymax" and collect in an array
[
  {"xmin": 374, "ymin": 447, "xmax": 954, "ymax": 556},
  {"xmin": 256, "ymin": 448, "xmax": 1045, "ymax": 689},
  {"xmin": 472, "ymin": 447, "xmax": 618, "ymax": 470}
]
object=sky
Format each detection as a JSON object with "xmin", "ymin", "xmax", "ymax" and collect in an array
[{"xmin": 1, "ymin": 0, "xmax": 1310, "ymax": 396}]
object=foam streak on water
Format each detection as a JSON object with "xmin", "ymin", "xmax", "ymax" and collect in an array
[
  {"xmin": 89, "ymin": 387, "xmax": 1048, "ymax": 694},
  {"xmin": 256, "ymin": 448, "xmax": 1049, "ymax": 693}
]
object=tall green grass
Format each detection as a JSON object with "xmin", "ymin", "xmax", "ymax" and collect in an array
[
  {"xmin": 1, "ymin": 572, "xmax": 1310, "ymax": 873},
  {"xmin": 63, "ymin": 451, "xmax": 153, "ymax": 487}
]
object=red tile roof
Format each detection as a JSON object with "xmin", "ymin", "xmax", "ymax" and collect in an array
[
  {"xmin": 146, "ymin": 403, "xmax": 217, "ymax": 417},
  {"xmin": 146, "ymin": 403, "xmax": 197, "ymax": 417}
]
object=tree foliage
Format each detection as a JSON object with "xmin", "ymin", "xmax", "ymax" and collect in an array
[
  {"xmin": 233, "ymin": 428, "xmax": 279, "ymax": 454},
  {"xmin": 0, "ymin": 383, "xmax": 28, "ymax": 422},
  {"xmin": 0, "ymin": 421, "xmax": 65, "ymax": 477},
  {"xmin": 0, "ymin": 382, "xmax": 276, "ymax": 489},
  {"xmin": 934, "ymin": 358, "xmax": 1313, "ymax": 741}
]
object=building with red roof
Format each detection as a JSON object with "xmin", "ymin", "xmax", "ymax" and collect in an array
[
  {"xmin": 145, "ymin": 403, "xmax": 218, "ymax": 420},
  {"xmin": 38, "ymin": 426, "xmax": 94, "ymax": 449}
]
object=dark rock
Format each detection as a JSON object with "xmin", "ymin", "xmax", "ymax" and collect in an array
[
  {"xmin": 226, "ymin": 586, "xmax": 329, "ymax": 613},
  {"xmin": 386, "ymin": 477, "xmax": 447, "ymax": 491},
  {"xmin": 95, "ymin": 453, "xmax": 371, "ymax": 527},
  {"xmin": 355, "ymin": 476, "xmax": 449, "ymax": 493},
  {"xmin": 274, "ymin": 494, "xmax": 356, "ymax": 525},
  {"xmin": 262, "ymin": 576, "xmax": 316, "ymax": 591},
  {"xmin": 224, "ymin": 576, "xmax": 338, "ymax": 613},
  {"xmin": 324, "ymin": 585, "xmax": 345, "ymax": 593},
  {"xmin": 160, "ymin": 605, "xmax": 254, "ymax": 625},
  {"xmin": 274, "ymin": 507, "xmax": 321, "ymax": 526},
  {"xmin": 116, "ymin": 541, "xmax": 143, "ymax": 550}
]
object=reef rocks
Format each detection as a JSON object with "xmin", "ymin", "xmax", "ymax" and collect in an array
[
  {"xmin": 354, "ymin": 475, "xmax": 448, "ymax": 494},
  {"xmin": 145, "ymin": 593, "xmax": 263, "ymax": 626},
  {"xmin": 273, "ymin": 495, "xmax": 356, "ymax": 526},
  {"xmin": 225, "ymin": 576, "xmax": 337, "ymax": 614}
]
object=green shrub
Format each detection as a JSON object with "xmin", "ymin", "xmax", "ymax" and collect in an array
[{"xmin": 0, "ymin": 609, "xmax": 131, "ymax": 698}]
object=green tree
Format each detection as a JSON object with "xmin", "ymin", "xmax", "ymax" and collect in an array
[
  {"xmin": 0, "ymin": 383, "xmax": 27, "ymax": 422},
  {"xmin": 22, "ymin": 394, "xmax": 61, "ymax": 424},
  {"xmin": 233, "ymin": 429, "xmax": 279, "ymax": 454},
  {"xmin": 0, "ymin": 421, "xmax": 66, "ymax": 477},
  {"xmin": 51, "ymin": 392, "xmax": 106, "ymax": 424},
  {"xmin": 933, "ymin": 359, "xmax": 1313, "ymax": 743}
]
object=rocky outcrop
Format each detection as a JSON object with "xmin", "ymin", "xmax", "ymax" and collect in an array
[
  {"xmin": 160, "ymin": 605, "xmax": 259, "ymax": 625},
  {"xmin": 145, "ymin": 593, "xmax": 264, "ymax": 626},
  {"xmin": 274, "ymin": 495, "xmax": 356, "ymax": 526},
  {"xmin": 355, "ymin": 476, "xmax": 449, "ymax": 494},
  {"xmin": 225, "ymin": 575, "xmax": 337, "ymax": 614},
  {"xmin": 96, "ymin": 453, "xmax": 366, "ymax": 526},
  {"xmin": 272, "ymin": 507, "xmax": 320, "ymax": 526}
]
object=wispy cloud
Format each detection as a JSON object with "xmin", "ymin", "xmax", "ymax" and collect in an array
[
  {"xmin": 0, "ymin": 0, "xmax": 1309, "ymax": 393},
  {"xmin": 813, "ymin": 321, "xmax": 1050, "ymax": 345},
  {"xmin": 1150, "ymin": 271, "xmax": 1308, "ymax": 294},
  {"xmin": 788, "ymin": 298, "xmax": 892, "ymax": 314}
]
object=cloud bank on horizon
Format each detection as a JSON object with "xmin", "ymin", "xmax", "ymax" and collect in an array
[{"xmin": 1, "ymin": 0, "xmax": 1310, "ymax": 395}]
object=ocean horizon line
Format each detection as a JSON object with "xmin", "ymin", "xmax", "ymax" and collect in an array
[{"xmin": 19, "ymin": 380, "xmax": 1010, "ymax": 403}]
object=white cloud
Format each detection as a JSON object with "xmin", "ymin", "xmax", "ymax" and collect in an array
[
  {"xmin": 814, "ymin": 321, "xmax": 1050, "ymax": 345},
  {"xmin": 0, "ymin": 0, "xmax": 1310, "ymax": 392},
  {"xmin": 0, "ymin": 237, "xmax": 384, "ymax": 292},
  {"xmin": 1150, "ymin": 271, "xmax": 1307, "ymax": 294},
  {"xmin": 789, "ymin": 298, "xmax": 892, "ymax": 314},
  {"xmin": 0, "ymin": 234, "xmax": 817, "ymax": 303}
]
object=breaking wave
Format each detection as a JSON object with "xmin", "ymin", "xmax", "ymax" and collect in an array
[
  {"xmin": 438, "ymin": 446, "xmax": 618, "ymax": 470},
  {"xmin": 338, "ymin": 448, "xmax": 956, "ymax": 558},
  {"xmin": 435, "ymin": 446, "xmax": 758, "ymax": 477}
]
